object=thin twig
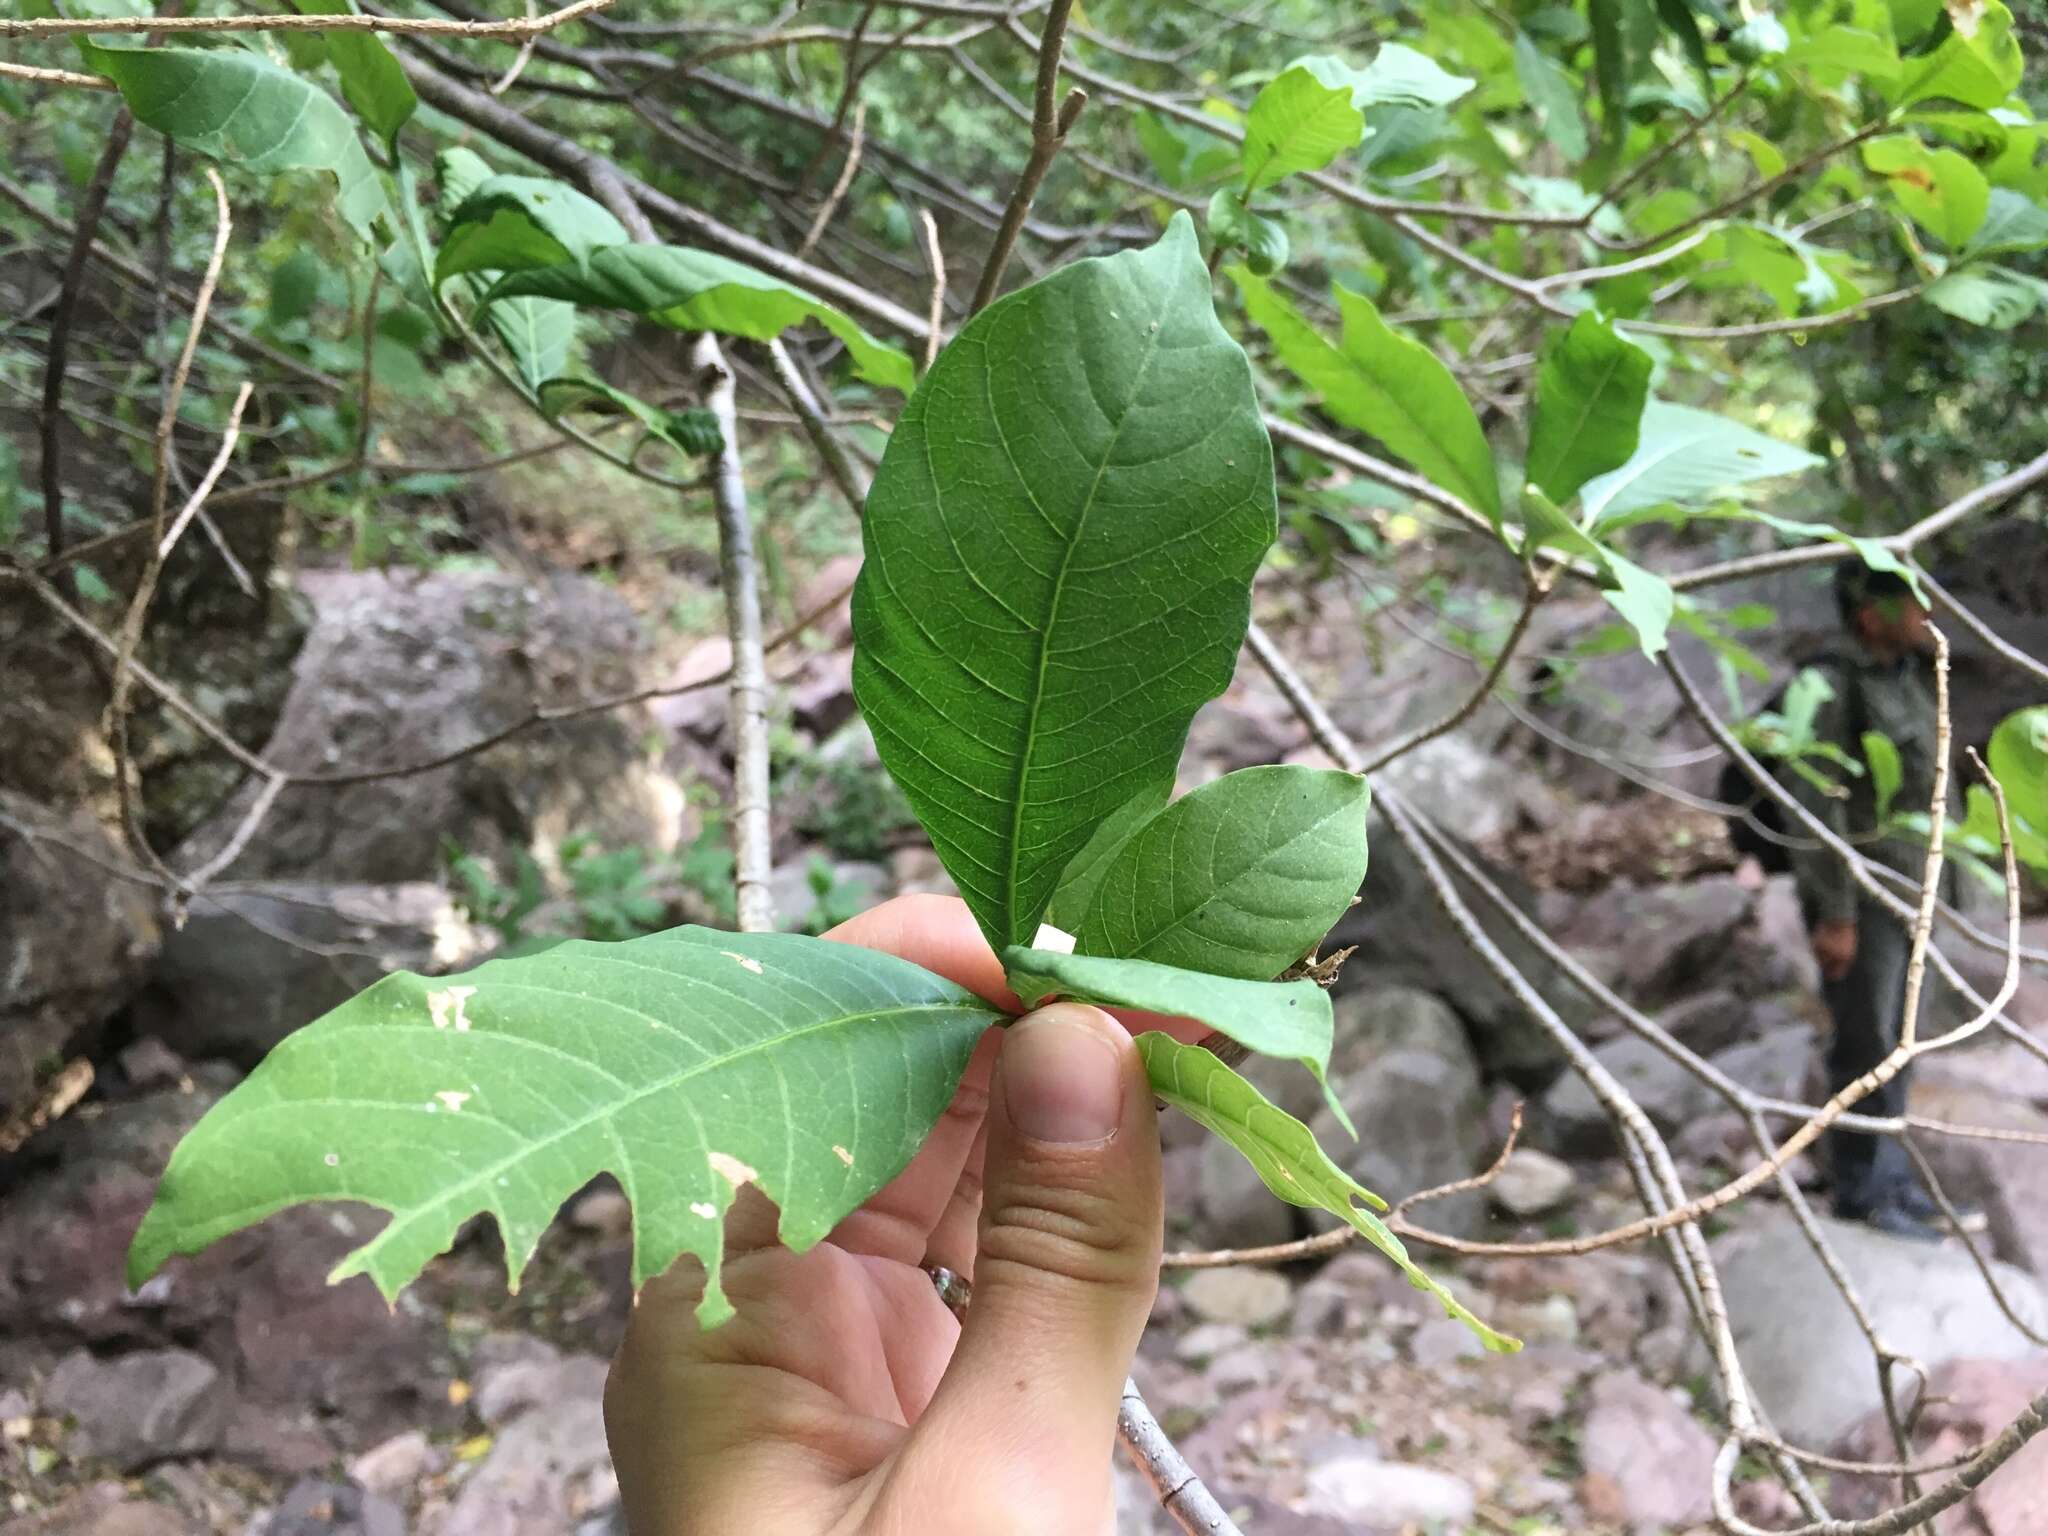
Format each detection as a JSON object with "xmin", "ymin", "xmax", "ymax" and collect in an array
[
  {"xmin": 1896, "ymin": 628, "xmax": 1952, "ymax": 1051},
  {"xmin": 0, "ymin": 59, "xmax": 116, "ymax": 89},
  {"xmin": 694, "ymin": 335, "xmax": 775, "ymax": 934},
  {"xmin": 1118, "ymin": 1377, "xmax": 1244, "ymax": 1536},
  {"xmin": 799, "ymin": 100, "xmax": 866, "ymax": 258},
  {"xmin": 971, "ymin": 0, "xmax": 1084, "ymax": 312},
  {"xmin": 917, "ymin": 208, "xmax": 946, "ymax": 372},
  {"xmin": 488, "ymin": 0, "xmax": 541, "ymax": 94}
]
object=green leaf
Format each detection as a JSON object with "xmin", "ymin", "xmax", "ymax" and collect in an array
[
  {"xmin": 1242, "ymin": 64, "xmax": 1367, "ymax": 192},
  {"xmin": 487, "ymin": 298, "xmax": 577, "ymax": 394},
  {"xmin": 1232, "ymin": 270, "xmax": 1501, "ymax": 527},
  {"xmin": 1043, "ymin": 778, "xmax": 1174, "ymax": 935},
  {"xmin": 1864, "ymin": 730, "xmax": 1904, "ymax": 821},
  {"xmin": 538, "ymin": 377, "xmax": 722, "ymax": 457},
  {"xmin": 1007, "ymin": 949, "xmax": 1345, "ymax": 1129},
  {"xmin": 1073, "ymin": 765, "xmax": 1368, "ymax": 983},
  {"xmin": 268, "ymin": 248, "xmax": 323, "ymax": 328},
  {"xmin": 1512, "ymin": 30, "xmax": 1588, "ymax": 160},
  {"xmin": 438, "ymin": 175, "xmax": 631, "ymax": 286},
  {"xmin": 288, "ymin": 0, "xmax": 416, "ymax": 153},
  {"xmin": 1783, "ymin": 24, "xmax": 1902, "ymax": 87},
  {"xmin": 1728, "ymin": 14, "xmax": 1791, "ymax": 62},
  {"xmin": 1862, "ymin": 135, "xmax": 1990, "ymax": 247},
  {"xmin": 1924, "ymin": 265, "xmax": 2047, "ymax": 328},
  {"xmin": 1293, "ymin": 44, "xmax": 1476, "ymax": 112},
  {"xmin": 1588, "ymin": 0, "xmax": 1632, "ymax": 151},
  {"xmin": 1895, "ymin": 1, "xmax": 2023, "ymax": 109},
  {"xmin": 1654, "ymin": 0, "xmax": 1713, "ymax": 84},
  {"xmin": 1582, "ymin": 401, "xmax": 1825, "ymax": 524},
  {"xmin": 1987, "ymin": 705, "xmax": 2048, "ymax": 836},
  {"xmin": 491, "ymin": 245, "xmax": 916, "ymax": 394},
  {"xmin": 1961, "ymin": 189, "xmax": 2048, "ymax": 258},
  {"xmin": 78, "ymin": 42, "xmax": 389, "ymax": 245},
  {"xmin": 128, "ymin": 927, "xmax": 1001, "ymax": 1324},
  {"xmin": 852, "ymin": 214, "xmax": 1275, "ymax": 949},
  {"xmin": 1886, "ymin": 0, "xmax": 1943, "ymax": 46},
  {"xmin": 1522, "ymin": 487, "xmax": 1674, "ymax": 658},
  {"xmin": 1136, "ymin": 1033, "xmax": 1518, "ymax": 1352},
  {"xmin": 435, "ymin": 146, "xmax": 494, "ymax": 217},
  {"xmin": 1207, "ymin": 188, "xmax": 1289, "ymax": 276},
  {"xmin": 1525, "ymin": 313, "xmax": 1653, "ymax": 505}
]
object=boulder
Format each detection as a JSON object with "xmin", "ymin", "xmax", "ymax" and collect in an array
[
  {"xmin": 1542, "ymin": 1025, "xmax": 1815, "ymax": 1152},
  {"xmin": 1300, "ymin": 1444, "xmax": 1477, "ymax": 1531},
  {"xmin": 44, "ymin": 1348, "xmax": 231, "ymax": 1470},
  {"xmin": 1556, "ymin": 876, "xmax": 1755, "ymax": 1006},
  {"xmin": 1577, "ymin": 1371, "xmax": 1715, "ymax": 1533},
  {"xmin": 1706, "ymin": 1210, "xmax": 2048, "ymax": 1445},
  {"xmin": 424, "ymin": 1344, "xmax": 616, "ymax": 1536},
  {"xmin": 0, "ymin": 793, "xmax": 161, "ymax": 1120},
  {"xmin": 176, "ymin": 570, "xmax": 683, "ymax": 885},
  {"xmin": 1179, "ymin": 1267, "xmax": 1293, "ymax": 1330},
  {"xmin": 1914, "ymin": 1052, "xmax": 2048, "ymax": 1279},
  {"xmin": 1309, "ymin": 987, "xmax": 1492, "ymax": 1237},
  {"xmin": 1326, "ymin": 811, "xmax": 1599, "ymax": 1085},
  {"xmin": 132, "ymin": 882, "xmax": 488, "ymax": 1066},
  {"xmin": 1834, "ymin": 1355, "xmax": 2048, "ymax": 1533}
]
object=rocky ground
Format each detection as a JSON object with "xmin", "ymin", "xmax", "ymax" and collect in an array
[{"xmin": 6, "ymin": 544, "xmax": 2048, "ymax": 1535}]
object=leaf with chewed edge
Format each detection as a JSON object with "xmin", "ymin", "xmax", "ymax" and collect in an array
[{"xmin": 128, "ymin": 927, "xmax": 1001, "ymax": 1327}]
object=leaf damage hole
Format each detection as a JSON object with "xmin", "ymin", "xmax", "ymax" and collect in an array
[
  {"xmin": 720, "ymin": 950, "xmax": 765, "ymax": 975},
  {"xmin": 832, "ymin": 1145, "xmax": 854, "ymax": 1167},
  {"xmin": 708, "ymin": 1151, "xmax": 759, "ymax": 1187},
  {"xmin": 427, "ymin": 985, "xmax": 478, "ymax": 1032}
]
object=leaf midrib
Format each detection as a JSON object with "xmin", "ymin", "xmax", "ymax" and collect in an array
[{"xmin": 1001, "ymin": 286, "xmax": 1175, "ymax": 941}]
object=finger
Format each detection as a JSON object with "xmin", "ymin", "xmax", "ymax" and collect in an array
[
  {"xmin": 919, "ymin": 1114, "xmax": 990, "ymax": 1279},
  {"xmin": 895, "ymin": 1003, "xmax": 1161, "ymax": 1508},
  {"xmin": 828, "ymin": 1029, "xmax": 998, "ymax": 1263},
  {"xmin": 823, "ymin": 893, "xmax": 1018, "ymax": 1008}
]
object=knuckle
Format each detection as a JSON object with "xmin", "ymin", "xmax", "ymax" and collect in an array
[{"xmin": 977, "ymin": 1176, "xmax": 1156, "ymax": 1291}]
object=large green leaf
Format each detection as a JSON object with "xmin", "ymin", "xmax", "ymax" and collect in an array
[
  {"xmin": 1242, "ymin": 64, "xmax": 1367, "ymax": 192},
  {"xmin": 1895, "ymin": 0, "xmax": 2024, "ymax": 109},
  {"xmin": 128, "ymin": 928, "xmax": 1001, "ymax": 1325},
  {"xmin": 489, "ymin": 297, "xmax": 577, "ymax": 393},
  {"xmin": 1924, "ymin": 265, "xmax": 2047, "ymax": 328},
  {"xmin": 1862, "ymin": 135, "xmax": 1991, "ymax": 247},
  {"xmin": 1137, "ymin": 1033, "xmax": 1518, "ymax": 1352},
  {"xmin": 438, "ymin": 175, "xmax": 631, "ymax": 286},
  {"xmin": 1006, "ymin": 949, "xmax": 1346, "ymax": 1129},
  {"xmin": 493, "ymin": 246, "xmax": 917, "ymax": 394},
  {"xmin": 851, "ymin": 214, "xmax": 1275, "ymax": 948},
  {"xmin": 1233, "ymin": 270, "xmax": 1501, "ymax": 526},
  {"xmin": 1988, "ymin": 705, "xmax": 2048, "ymax": 836},
  {"xmin": 1962, "ymin": 190, "xmax": 2048, "ymax": 258},
  {"xmin": 1525, "ymin": 313, "xmax": 1653, "ymax": 505},
  {"xmin": 289, "ymin": 0, "xmax": 416, "ymax": 153},
  {"xmin": 1073, "ymin": 765, "xmax": 1369, "ymax": 982},
  {"xmin": 1582, "ymin": 401, "xmax": 1826, "ymax": 524},
  {"xmin": 78, "ymin": 42, "xmax": 388, "ymax": 244}
]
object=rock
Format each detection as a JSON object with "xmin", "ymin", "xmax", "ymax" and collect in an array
[
  {"xmin": 1179, "ymin": 1268, "xmax": 1292, "ymax": 1330},
  {"xmin": 1300, "ymin": 1446, "xmax": 1477, "ymax": 1531},
  {"xmin": 115, "ymin": 1039, "xmax": 186, "ymax": 1092},
  {"xmin": 1578, "ymin": 1371, "xmax": 1714, "ymax": 1532},
  {"xmin": 44, "ymin": 1349, "xmax": 231, "ymax": 1470},
  {"xmin": 1408, "ymin": 1317, "xmax": 1485, "ymax": 1366},
  {"xmin": 1205, "ymin": 1345, "xmax": 1273, "ymax": 1394},
  {"xmin": 1311, "ymin": 988, "xmax": 1491, "ymax": 1236},
  {"xmin": 1835, "ymin": 1355, "xmax": 2048, "ymax": 1533},
  {"xmin": 1542, "ymin": 1024, "xmax": 1815, "ymax": 1152},
  {"xmin": 1189, "ymin": 1131, "xmax": 1297, "ymax": 1250},
  {"xmin": 1490, "ymin": 1148, "xmax": 1577, "ymax": 1218},
  {"xmin": 133, "ymin": 882, "xmax": 488, "ymax": 1066},
  {"xmin": 1494, "ymin": 1293, "xmax": 1580, "ymax": 1347},
  {"xmin": 1173, "ymin": 1323, "xmax": 1249, "ymax": 1364},
  {"xmin": 1914, "ymin": 1061, "xmax": 2048, "ymax": 1279},
  {"xmin": 348, "ymin": 1430, "xmax": 436, "ymax": 1499},
  {"xmin": 265, "ymin": 1482, "xmax": 404, "ymax": 1536},
  {"xmin": 474, "ymin": 1339, "xmax": 608, "ymax": 1428},
  {"xmin": 0, "ymin": 792, "xmax": 161, "ymax": 1119},
  {"xmin": 1707, "ymin": 1210, "xmax": 2048, "ymax": 1445},
  {"xmin": 177, "ymin": 569, "xmax": 683, "ymax": 885},
  {"xmin": 427, "ymin": 1350, "xmax": 615, "ymax": 1536},
  {"xmin": 1181, "ymin": 684, "xmax": 1308, "ymax": 781},
  {"xmin": 0, "ymin": 1485, "xmax": 198, "ymax": 1536},
  {"xmin": 568, "ymin": 1186, "xmax": 632, "ymax": 1237},
  {"xmin": 1558, "ymin": 876, "xmax": 1755, "ymax": 1005},
  {"xmin": 1325, "ymin": 811, "xmax": 1601, "ymax": 1084},
  {"xmin": 1646, "ymin": 987, "xmax": 1746, "ymax": 1057}
]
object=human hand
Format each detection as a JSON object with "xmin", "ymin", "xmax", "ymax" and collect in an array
[
  {"xmin": 604, "ymin": 894, "xmax": 1169, "ymax": 1536},
  {"xmin": 1813, "ymin": 918, "xmax": 1858, "ymax": 981}
]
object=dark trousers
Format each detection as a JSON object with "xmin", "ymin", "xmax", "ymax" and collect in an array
[{"xmin": 1821, "ymin": 895, "xmax": 1917, "ymax": 1214}]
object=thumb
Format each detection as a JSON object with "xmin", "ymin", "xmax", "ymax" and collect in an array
[{"xmin": 903, "ymin": 1002, "xmax": 1161, "ymax": 1503}]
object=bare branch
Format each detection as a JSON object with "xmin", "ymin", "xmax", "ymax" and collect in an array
[
  {"xmin": 695, "ymin": 335, "xmax": 776, "ymax": 935},
  {"xmin": 798, "ymin": 100, "xmax": 866, "ymax": 259},
  {"xmin": 0, "ymin": 59, "xmax": 116, "ymax": 89},
  {"xmin": 1118, "ymin": 1377, "xmax": 1245, "ymax": 1536},
  {"xmin": 972, "ymin": 0, "xmax": 1084, "ymax": 312},
  {"xmin": 3, "ymin": 0, "xmax": 620, "ymax": 40},
  {"xmin": 918, "ymin": 207, "xmax": 946, "ymax": 373}
]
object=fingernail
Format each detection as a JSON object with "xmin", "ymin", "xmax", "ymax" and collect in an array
[{"xmin": 1002, "ymin": 1004, "xmax": 1126, "ymax": 1144}]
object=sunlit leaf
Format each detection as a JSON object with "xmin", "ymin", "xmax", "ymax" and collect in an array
[{"xmin": 1242, "ymin": 64, "xmax": 1368, "ymax": 192}]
